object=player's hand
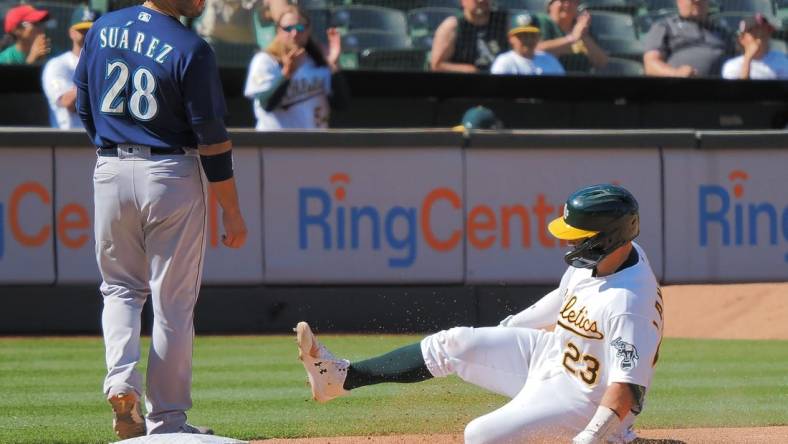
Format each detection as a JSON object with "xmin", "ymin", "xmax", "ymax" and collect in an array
[
  {"xmin": 674, "ymin": 64, "xmax": 697, "ymax": 77},
  {"xmin": 326, "ymin": 27, "xmax": 341, "ymax": 70},
  {"xmin": 282, "ymin": 46, "xmax": 305, "ymax": 78},
  {"xmin": 27, "ymin": 34, "xmax": 51, "ymax": 64},
  {"xmin": 571, "ymin": 11, "xmax": 591, "ymax": 41},
  {"xmin": 221, "ymin": 209, "xmax": 247, "ymax": 249}
]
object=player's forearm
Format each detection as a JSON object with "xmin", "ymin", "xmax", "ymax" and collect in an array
[
  {"xmin": 573, "ymin": 383, "xmax": 634, "ymax": 444},
  {"xmin": 499, "ymin": 287, "xmax": 563, "ymax": 329},
  {"xmin": 199, "ymin": 141, "xmax": 242, "ymax": 213},
  {"xmin": 209, "ymin": 177, "xmax": 242, "ymax": 214},
  {"xmin": 599, "ymin": 382, "xmax": 635, "ymax": 419},
  {"xmin": 76, "ymin": 85, "xmax": 97, "ymax": 141}
]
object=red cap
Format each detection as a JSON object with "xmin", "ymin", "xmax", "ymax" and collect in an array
[{"xmin": 4, "ymin": 5, "xmax": 50, "ymax": 34}]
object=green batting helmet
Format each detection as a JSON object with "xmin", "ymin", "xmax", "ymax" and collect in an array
[{"xmin": 548, "ymin": 184, "xmax": 640, "ymax": 268}]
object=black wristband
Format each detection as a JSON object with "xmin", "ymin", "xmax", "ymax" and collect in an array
[{"xmin": 200, "ymin": 150, "xmax": 234, "ymax": 182}]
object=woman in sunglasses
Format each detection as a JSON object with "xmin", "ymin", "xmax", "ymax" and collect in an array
[{"xmin": 244, "ymin": 5, "xmax": 347, "ymax": 130}]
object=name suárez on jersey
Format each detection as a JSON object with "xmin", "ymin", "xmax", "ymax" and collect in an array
[
  {"xmin": 98, "ymin": 27, "xmax": 174, "ymax": 64},
  {"xmin": 557, "ymin": 295, "xmax": 604, "ymax": 340}
]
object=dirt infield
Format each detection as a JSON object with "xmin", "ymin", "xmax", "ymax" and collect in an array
[
  {"xmin": 257, "ymin": 426, "xmax": 788, "ymax": 443},
  {"xmin": 661, "ymin": 282, "xmax": 788, "ymax": 340},
  {"xmin": 256, "ymin": 282, "xmax": 788, "ymax": 443}
]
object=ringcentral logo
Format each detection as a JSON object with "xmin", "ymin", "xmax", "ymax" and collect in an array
[
  {"xmin": 297, "ymin": 173, "xmax": 567, "ymax": 268},
  {"xmin": 699, "ymin": 169, "xmax": 788, "ymax": 262}
]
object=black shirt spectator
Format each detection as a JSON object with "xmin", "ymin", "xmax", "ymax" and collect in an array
[
  {"xmin": 450, "ymin": 10, "xmax": 508, "ymax": 71},
  {"xmin": 431, "ymin": 0, "xmax": 509, "ymax": 73}
]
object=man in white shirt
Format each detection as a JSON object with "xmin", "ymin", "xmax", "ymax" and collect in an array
[
  {"xmin": 722, "ymin": 13, "xmax": 788, "ymax": 80},
  {"xmin": 41, "ymin": 6, "xmax": 99, "ymax": 129},
  {"xmin": 491, "ymin": 12, "xmax": 565, "ymax": 76}
]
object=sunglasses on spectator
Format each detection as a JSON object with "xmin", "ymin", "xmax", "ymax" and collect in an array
[{"xmin": 280, "ymin": 24, "xmax": 307, "ymax": 32}]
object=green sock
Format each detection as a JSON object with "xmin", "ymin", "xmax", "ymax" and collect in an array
[{"xmin": 343, "ymin": 342, "xmax": 433, "ymax": 390}]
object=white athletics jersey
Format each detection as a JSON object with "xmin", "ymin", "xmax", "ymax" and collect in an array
[
  {"xmin": 244, "ymin": 52, "xmax": 332, "ymax": 130},
  {"xmin": 548, "ymin": 242, "xmax": 663, "ymax": 411},
  {"xmin": 41, "ymin": 51, "xmax": 83, "ymax": 129}
]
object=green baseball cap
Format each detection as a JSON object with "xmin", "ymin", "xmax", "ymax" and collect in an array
[
  {"xmin": 508, "ymin": 12, "xmax": 540, "ymax": 36},
  {"xmin": 70, "ymin": 5, "xmax": 100, "ymax": 31},
  {"xmin": 453, "ymin": 106, "xmax": 503, "ymax": 132}
]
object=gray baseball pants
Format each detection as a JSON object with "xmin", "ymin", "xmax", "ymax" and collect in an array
[{"xmin": 94, "ymin": 147, "xmax": 207, "ymax": 434}]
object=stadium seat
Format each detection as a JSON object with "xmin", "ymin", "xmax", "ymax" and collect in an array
[
  {"xmin": 595, "ymin": 37, "xmax": 645, "ymax": 59},
  {"xmin": 209, "ymin": 40, "xmax": 260, "ymax": 68},
  {"xmin": 341, "ymin": 29, "xmax": 410, "ymax": 51},
  {"xmin": 496, "ymin": 0, "xmax": 549, "ymax": 12},
  {"xmin": 644, "ymin": 0, "xmax": 677, "ymax": 12},
  {"xmin": 298, "ymin": 0, "xmax": 329, "ymax": 8},
  {"xmin": 583, "ymin": 0, "xmax": 640, "ymax": 14},
  {"xmin": 357, "ymin": 48, "xmax": 427, "ymax": 71},
  {"xmin": 636, "ymin": 9, "xmax": 675, "ymax": 37},
  {"xmin": 350, "ymin": 0, "xmax": 458, "ymax": 10},
  {"xmin": 592, "ymin": 56, "xmax": 645, "ymax": 75},
  {"xmin": 411, "ymin": 33, "xmax": 434, "ymax": 49},
  {"xmin": 559, "ymin": 53, "xmax": 593, "ymax": 73},
  {"xmin": 407, "ymin": 7, "xmax": 458, "ymax": 39},
  {"xmin": 589, "ymin": 11, "xmax": 637, "ymax": 40},
  {"xmin": 712, "ymin": 11, "xmax": 756, "ymax": 32},
  {"xmin": 717, "ymin": 0, "xmax": 775, "ymax": 14},
  {"xmin": 305, "ymin": 7, "xmax": 331, "ymax": 45},
  {"xmin": 332, "ymin": 5, "xmax": 408, "ymax": 36}
]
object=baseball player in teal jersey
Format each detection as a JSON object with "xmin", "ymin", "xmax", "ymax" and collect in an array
[
  {"xmin": 296, "ymin": 184, "xmax": 663, "ymax": 444},
  {"xmin": 74, "ymin": 0, "xmax": 247, "ymax": 438}
]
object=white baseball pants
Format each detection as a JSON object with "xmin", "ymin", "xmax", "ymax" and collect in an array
[
  {"xmin": 94, "ymin": 148, "xmax": 207, "ymax": 434},
  {"xmin": 420, "ymin": 327, "xmax": 633, "ymax": 444}
]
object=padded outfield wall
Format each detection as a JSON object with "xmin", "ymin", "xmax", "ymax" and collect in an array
[{"xmin": 0, "ymin": 129, "xmax": 786, "ymax": 332}]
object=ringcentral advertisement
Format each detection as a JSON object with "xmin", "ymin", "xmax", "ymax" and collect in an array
[
  {"xmin": 0, "ymin": 139, "xmax": 786, "ymax": 285},
  {"xmin": 263, "ymin": 148, "xmax": 465, "ymax": 283},
  {"xmin": 663, "ymin": 149, "xmax": 788, "ymax": 282}
]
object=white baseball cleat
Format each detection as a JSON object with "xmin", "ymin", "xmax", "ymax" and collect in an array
[
  {"xmin": 295, "ymin": 321, "xmax": 350, "ymax": 403},
  {"xmin": 108, "ymin": 392, "xmax": 146, "ymax": 439}
]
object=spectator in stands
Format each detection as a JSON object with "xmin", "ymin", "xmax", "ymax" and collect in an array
[
  {"xmin": 41, "ymin": 6, "xmax": 99, "ymax": 129},
  {"xmin": 431, "ymin": 0, "xmax": 510, "ymax": 73},
  {"xmin": 491, "ymin": 12, "xmax": 565, "ymax": 76},
  {"xmin": 0, "ymin": 4, "xmax": 50, "ymax": 65},
  {"xmin": 244, "ymin": 5, "xmax": 348, "ymax": 130},
  {"xmin": 196, "ymin": 0, "xmax": 258, "ymax": 44},
  {"xmin": 642, "ymin": 0, "xmax": 732, "ymax": 77},
  {"xmin": 535, "ymin": 0, "xmax": 607, "ymax": 72},
  {"xmin": 722, "ymin": 14, "xmax": 788, "ymax": 80}
]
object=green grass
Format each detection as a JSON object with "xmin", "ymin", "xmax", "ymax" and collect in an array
[{"xmin": 0, "ymin": 336, "xmax": 786, "ymax": 443}]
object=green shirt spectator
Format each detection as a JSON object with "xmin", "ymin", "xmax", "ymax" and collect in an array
[
  {"xmin": 1, "ymin": 4, "xmax": 51, "ymax": 65},
  {"xmin": 0, "ymin": 45, "xmax": 26, "ymax": 64},
  {"xmin": 533, "ymin": 0, "xmax": 607, "ymax": 73}
]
